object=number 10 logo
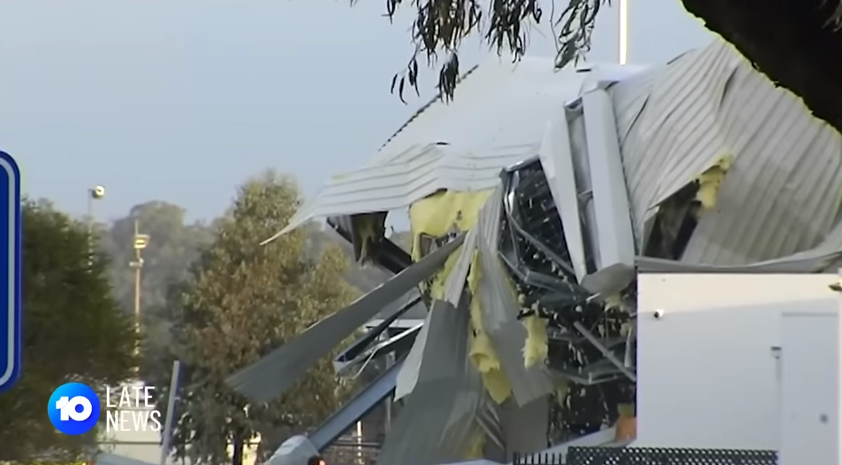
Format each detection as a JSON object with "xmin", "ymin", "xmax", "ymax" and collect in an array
[{"xmin": 48, "ymin": 383, "xmax": 101, "ymax": 435}]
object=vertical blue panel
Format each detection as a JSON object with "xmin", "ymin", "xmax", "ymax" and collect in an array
[{"xmin": 0, "ymin": 150, "xmax": 21, "ymax": 392}]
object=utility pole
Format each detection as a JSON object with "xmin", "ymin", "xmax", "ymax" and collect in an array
[
  {"xmin": 130, "ymin": 220, "xmax": 150, "ymax": 361},
  {"xmin": 87, "ymin": 185, "xmax": 105, "ymax": 270}
]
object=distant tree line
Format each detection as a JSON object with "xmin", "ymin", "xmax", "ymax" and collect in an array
[{"xmin": 2, "ymin": 169, "xmax": 402, "ymax": 465}]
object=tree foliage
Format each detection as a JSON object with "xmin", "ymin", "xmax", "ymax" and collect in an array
[
  {"xmin": 0, "ymin": 200, "xmax": 137, "ymax": 462},
  {"xmin": 383, "ymin": 0, "xmax": 606, "ymax": 101},
  {"xmin": 679, "ymin": 0, "xmax": 842, "ymax": 135},
  {"xmin": 160, "ymin": 171, "xmax": 357, "ymax": 465},
  {"xmin": 383, "ymin": 0, "xmax": 842, "ymax": 138}
]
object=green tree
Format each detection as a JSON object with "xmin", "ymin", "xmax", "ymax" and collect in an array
[
  {"xmin": 379, "ymin": 0, "xmax": 842, "ymax": 136},
  {"xmin": 0, "ymin": 200, "xmax": 137, "ymax": 462},
  {"xmin": 162, "ymin": 171, "xmax": 356, "ymax": 465}
]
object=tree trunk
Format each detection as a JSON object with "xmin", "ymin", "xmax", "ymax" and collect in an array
[
  {"xmin": 231, "ymin": 435, "xmax": 244, "ymax": 465},
  {"xmin": 681, "ymin": 0, "xmax": 842, "ymax": 135}
]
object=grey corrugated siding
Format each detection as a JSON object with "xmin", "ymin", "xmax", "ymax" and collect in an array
[
  {"xmin": 378, "ymin": 65, "xmax": 481, "ymax": 151},
  {"xmin": 370, "ymin": 58, "xmax": 592, "ymax": 166},
  {"xmin": 378, "ymin": 300, "xmax": 479, "ymax": 465},
  {"xmin": 281, "ymin": 144, "xmax": 523, "ymax": 234},
  {"xmin": 227, "ymin": 235, "xmax": 465, "ymax": 402},
  {"xmin": 474, "ymin": 187, "xmax": 554, "ymax": 406},
  {"xmin": 278, "ymin": 59, "xmax": 646, "ymax": 236},
  {"xmin": 613, "ymin": 40, "xmax": 842, "ymax": 265}
]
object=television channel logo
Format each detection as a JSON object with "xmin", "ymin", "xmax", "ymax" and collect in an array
[{"xmin": 48, "ymin": 382, "xmax": 101, "ymax": 435}]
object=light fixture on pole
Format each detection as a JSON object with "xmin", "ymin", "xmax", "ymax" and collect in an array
[{"xmin": 87, "ymin": 185, "xmax": 105, "ymax": 269}]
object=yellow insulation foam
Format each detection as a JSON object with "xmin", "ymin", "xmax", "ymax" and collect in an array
[
  {"xmin": 522, "ymin": 314, "xmax": 548, "ymax": 368},
  {"xmin": 696, "ymin": 154, "xmax": 733, "ymax": 209},
  {"xmin": 409, "ymin": 189, "xmax": 513, "ymax": 403},
  {"xmin": 605, "ymin": 292, "xmax": 623, "ymax": 309},
  {"xmin": 463, "ymin": 427, "xmax": 487, "ymax": 459},
  {"xmin": 353, "ymin": 214, "xmax": 379, "ymax": 261},
  {"xmin": 409, "ymin": 190, "xmax": 492, "ymax": 299},
  {"xmin": 469, "ymin": 247, "xmax": 513, "ymax": 403}
]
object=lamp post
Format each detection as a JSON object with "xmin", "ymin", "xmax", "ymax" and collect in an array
[
  {"xmin": 618, "ymin": 0, "xmax": 629, "ymax": 64},
  {"xmin": 87, "ymin": 185, "xmax": 105, "ymax": 269},
  {"xmin": 130, "ymin": 220, "xmax": 150, "ymax": 359}
]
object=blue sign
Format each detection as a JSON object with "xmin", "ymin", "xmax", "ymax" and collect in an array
[{"xmin": 0, "ymin": 150, "xmax": 20, "ymax": 392}]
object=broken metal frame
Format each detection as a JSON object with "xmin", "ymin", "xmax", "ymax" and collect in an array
[
  {"xmin": 498, "ymin": 155, "xmax": 636, "ymax": 433},
  {"xmin": 226, "ymin": 233, "xmax": 464, "ymax": 402},
  {"xmin": 315, "ymin": 154, "xmax": 640, "ymax": 452},
  {"xmin": 572, "ymin": 322, "xmax": 636, "ymax": 382},
  {"xmin": 335, "ymin": 324, "xmax": 421, "ymax": 377},
  {"xmin": 308, "ymin": 357, "xmax": 407, "ymax": 451},
  {"xmin": 334, "ymin": 295, "xmax": 422, "ymax": 366},
  {"xmin": 497, "ymin": 159, "xmax": 592, "ymax": 312},
  {"xmin": 263, "ymin": 132, "xmax": 641, "ymax": 454}
]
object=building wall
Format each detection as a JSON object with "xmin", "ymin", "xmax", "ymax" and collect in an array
[
  {"xmin": 636, "ymin": 273, "xmax": 839, "ymax": 450},
  {"xmin": 778, "ymin": 311, "xmax": 841, "ymax": 465}
]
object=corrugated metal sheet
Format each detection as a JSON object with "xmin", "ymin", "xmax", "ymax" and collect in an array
[
  {"xmin": 380, "ymin": 65, "xmax": 482, "ymax": 151},
  {"xmin": 257, "ymin": 37, "xmax": 842, "ymax": 465},
  {"xmin": 227, "ymin": 235, "xmax": 464, "ymax": 402},
  {"xmin": 371, "ymin": 59, "xmax": 617, "ymax": 166},
  {"xmin": 613, "ymin": 40, "xmax": 842, "ymax": 265},
  {"xmin": 277, "ymin": 59, "xmax": 648, "ymax": 236},
  {"xmin": 638, "ymin": 214, "xmax": 842, "ymax": 273},
  {"xmin": 281, "ymin": 144, "xmax": 521, "ymax": 234},
  {"xmin": 395, "ymin": 225, "xmax": 475, "ymax": 399},
  {"xmin": 394, "ymin": 304, "xmax": 431, "ymax": 401},
  {"xmin": 474, "ymin": 187, "xmax": 554, "ymax": 406},
  {"xmin": 395, "ymin": 299, "xmax": 468, "ymax": 397},
  {"xmin": 499, "ymin": 395, "xmax": 550, "ymax": 459},
  {"xmin": 378, "ymin": 300, "xmax": 481, "ymax": 465}
]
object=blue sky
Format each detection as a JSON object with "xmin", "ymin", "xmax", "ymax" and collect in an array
[{"xmin": 0, "ymin": 0, "xmax": 713, "ymax": 222}]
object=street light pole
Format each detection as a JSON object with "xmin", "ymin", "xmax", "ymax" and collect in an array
[
  {"xmin": 87, "ymin": 185, "xmax": 105, "ymax": 269},
  {"xmin": 618, "ymin": 0, "xmax": 629, "ymax": 64},
  {"xmin": 130, "ymin": 220, "xmax": 150, "ymax": 362}
]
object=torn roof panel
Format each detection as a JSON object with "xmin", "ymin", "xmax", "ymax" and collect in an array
[
  {"xmin": 370, "ymin": 58, "xmax": 586, "ymax": 167},
  {"xmin": 681, "ymin": 55, "xmax": 842, "ymax": 264},
  {"xmin": 614, "ymin": 41, "xmax": 741, "ymax": 235},
  {"xmin": 277, "ymin": 59, "xmax": 648, "ymax": 236},
  {"xmin": 614, "ymin": 39, "xmax": 842, "ymax": 265},
  {"xmin": 281, "ymin": 143, "xmax": 532, "ymax": 234},
  {"xmin": 371, "ymin": 59, "xmax": 647, "ymax": 167}
]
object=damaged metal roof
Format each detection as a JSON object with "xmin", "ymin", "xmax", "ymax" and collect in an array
[
  {"xmin": 275, "ymin": 58, "xmax": 645, "ymax": 237},
  {"xmin": 227, "ymin": 234, "xmax": 465, "ymax": 402},
  {"xmin": 282, "ymin": 39, "xmax": 842, "ymax": 272},
  {"xmin": 614, "ymin": 40, "xmax": 842, "ymax": 269},
  {"xmin": 245, "ymin": 37, "xmax": 842, "ymax": 465}
]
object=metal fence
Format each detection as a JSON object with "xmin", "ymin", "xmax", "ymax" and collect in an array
[
  {"xmin": 515, "ymin": 447, "xmax": 778, "ymax": 465},
  {"xmin": 513, "ymin": 451, "xmax": 565, "ymax": 465},
  {"xmin": 322, "ymin": 440, "xmax": 380, "ymax": 465}
]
